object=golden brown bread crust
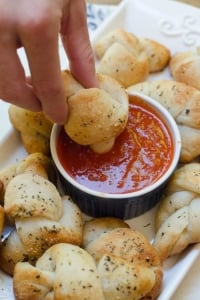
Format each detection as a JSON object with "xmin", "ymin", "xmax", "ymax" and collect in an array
[
  {"xmin": 15, "ymin": 152, "xmax": 56, "ymax": 181},
  {"xmin": 0, "ymin": 152, "xmax": 55, "ymax": 205},
  {"xmin": 13, "ymin": 228, "xmax": 163, "ymax": 300},
  {"xmin": 85, "ymin": 227, "xmax": 163, "ymax": 300},
  {"xmin": 94, "ymin": 29, "xmax": 149, "ymax": 87},
  {"xmin": 13, "ymin": 243, "xmax": 105, "ymax": 300},
  {"xmin": 178, "ymin": 125, "xmax": 200, "ymax": 163},
  {"xmin": 96, "ymin": 42, "xmax": 149, "ymax": 88},
  {"xmin": 0, "ymin": 230, "xmax": 29, "ymax": 275},
  {"xmin": 63, "ymin": 71, "xmax": 129, "ymax": 154},
  {"xmin": 9, "ymin": 70, "xmax": 128, "ymax": 154},
  {"xmin": 97, "ymin": 255, "xmax": 156, "ymax": 300},
  {"xmin": 0, "ymin": 164, "xmax": 18, "ymax": 205},
  {"xmin": 8, "ymin": 105, "xmax": 53, "ymax": 155},
  {"xmin": 82, "ymin": 217, "xmax": 130, "ymax": 247},
  {"xmin": 4, "ymin": 173, "xmax": 63, "ymax": 221},
  {"xmin": 170, "ymin": 47, "xmax": 200, "ymax": 90},
  {"xmin": 94, "ymin": 29, "xmax": 170, "ymax": 87},
  {"xmin": 140, "ymin": 38, "xmax": 170, "ymax": 72},
  {"xmin": 1, "ymin": 192, "xmax": 83, "ymax": 275},
  {"xmin": 128, "ymin": 79, "xmax": 200, "ymax": 162},
  {"xmin": 128, "ymin": 79, "xmax": 200, "ymax": 127},
  {"xmin": 94, "ymin": 28, "xmax": 143, "ymax": 60},
  {"xmin": 0, "ymin": 205, "xmax": 4, "ymax": 241},
  {"xmin": 0, "ymin": 153, "xmax": 83, "ymax": 275},
  {"xmin": 154, "ymin": 163, "xmax": 200, "ymax": 261}
]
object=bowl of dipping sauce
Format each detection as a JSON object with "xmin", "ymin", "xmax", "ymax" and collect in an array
[{"xmin": 50, "ymin": 91, "xmax": 181, "ymax": 219}]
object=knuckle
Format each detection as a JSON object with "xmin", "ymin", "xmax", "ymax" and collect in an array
[
  {"xmin": 34, "ymin": 81, "xmax": 62, "ymax": 100},
  {"xmin": 18, "ymin": 7, "xmax": 60, "ymax": 35},
  {"xmin": 22, "ymin": 16, "xmax": 50, "ymax": 35}
]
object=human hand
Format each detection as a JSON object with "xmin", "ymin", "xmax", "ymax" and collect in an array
[{"xmin": 0, "ymin": 0, "xmax": 97, "ymax": 123}]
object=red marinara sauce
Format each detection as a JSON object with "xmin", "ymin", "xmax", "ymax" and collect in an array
[{"xmin": 57, "ymin": 95, "xmax": 174, "ymax": 194}]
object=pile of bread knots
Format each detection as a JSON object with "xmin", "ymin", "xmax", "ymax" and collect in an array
[
  {"xmin": 2, "ymin": 27, "xmax": 200, "ymax": 298},
  {"xmin": 0, "ymin": 153, "xmax": 163, "ymax": 300},
  {"xmin": 153, "ymin": 162, "xmax": 200, "ymax": 262},
  {"xmin": 0, "ymin": 153, "xmax": 83, "ymax": 275},
  {"xmin": 125, "ymin": 38, "xmax": 200, "ymax": 259},
  {"xmin": 120, "ymin": 32, "xmax": 200, "ymax": 261}
]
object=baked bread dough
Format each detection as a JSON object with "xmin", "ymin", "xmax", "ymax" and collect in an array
[
  {"xmin": 8, "ymin": 105, "xmax": 53, "ymax": 155},
  {"xmin": 94, "ymin": 29, "xmax": 170, "ymax": 87},
  {"xmin": 128, "ymin": 79, "xmax": 200, "ymax": 162},
  {"xmin": 0, "ymin": 152, "xmax": 55, "ymax": 204},
  {"xmin": 140, "ymin": 37, "xmax": 170, "ymax": 72},
  {"xmin": 94, "ymin": 29, "xmax": 149, "ymax": 87},
  {"xmin": 0, "ymin": 153, "xmax": 82, "ymax": 275},
  {"xmin": 170, "ymin": 47, "xmax": 200, "ymax": 90},
  {"xmin": 0, "ymin": 205, "xmax": 4, "ymax": 242},
  {"xmin": 84, "ymin": 227, "xmax": 163, "ymax": 300},
  {"xmin": 82, "ymin": 217, "xmax": 130, "ymax": 247},
  {"xmin": 9, "ymin": 70, "xmax": 128, "ymax": 154},
  {"xmin": 4, "ymin": 172, "xmax": 63, "ymax": 221},
  {"xmin": 154, "ymin": 163, "xmax": 200, "ymax": 261},
  {"xmin": 63, "ymin": 71, "xmax": 129, "ymax": 154},
  {"xmin": 1, "ymin": 179, "xmax": 83, "ymax": 275},
  {"xmin": 13, "ymin": 243, "xmax": 104, "ymax": 300}
]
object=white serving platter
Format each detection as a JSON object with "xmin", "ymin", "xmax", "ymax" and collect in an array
[{"xmin": 1, "ymin": 0, "xmax": 200, "ymax": 299}]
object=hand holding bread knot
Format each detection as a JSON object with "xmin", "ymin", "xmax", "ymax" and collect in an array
[
  {"xmin": 62, "ymin": 71, "xmax": 129, "ymax": 154},
  {"xmin": 154, "ymin": 163, "xmax": 200, "ymax": 261},
  {"xmin": 8, "ymin": 70, "xmax": 128, "ymax": 155}
]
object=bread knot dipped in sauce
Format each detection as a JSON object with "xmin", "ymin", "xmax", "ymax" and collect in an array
[{"xmin": 62, "ymin": 71, "xmax": 129, "ymax": 154}]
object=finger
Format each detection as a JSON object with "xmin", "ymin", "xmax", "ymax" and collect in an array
[
  {"xmin": 18, "ymin": 8, "xmax": 67, "ymax": 124},
  {"xmin": 0, "ymin": 34, "xmax": 41, "ymax": 111},
  {"xmin": 61, "ymin": 0, "xmax": 98, "ymax": 87}
]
